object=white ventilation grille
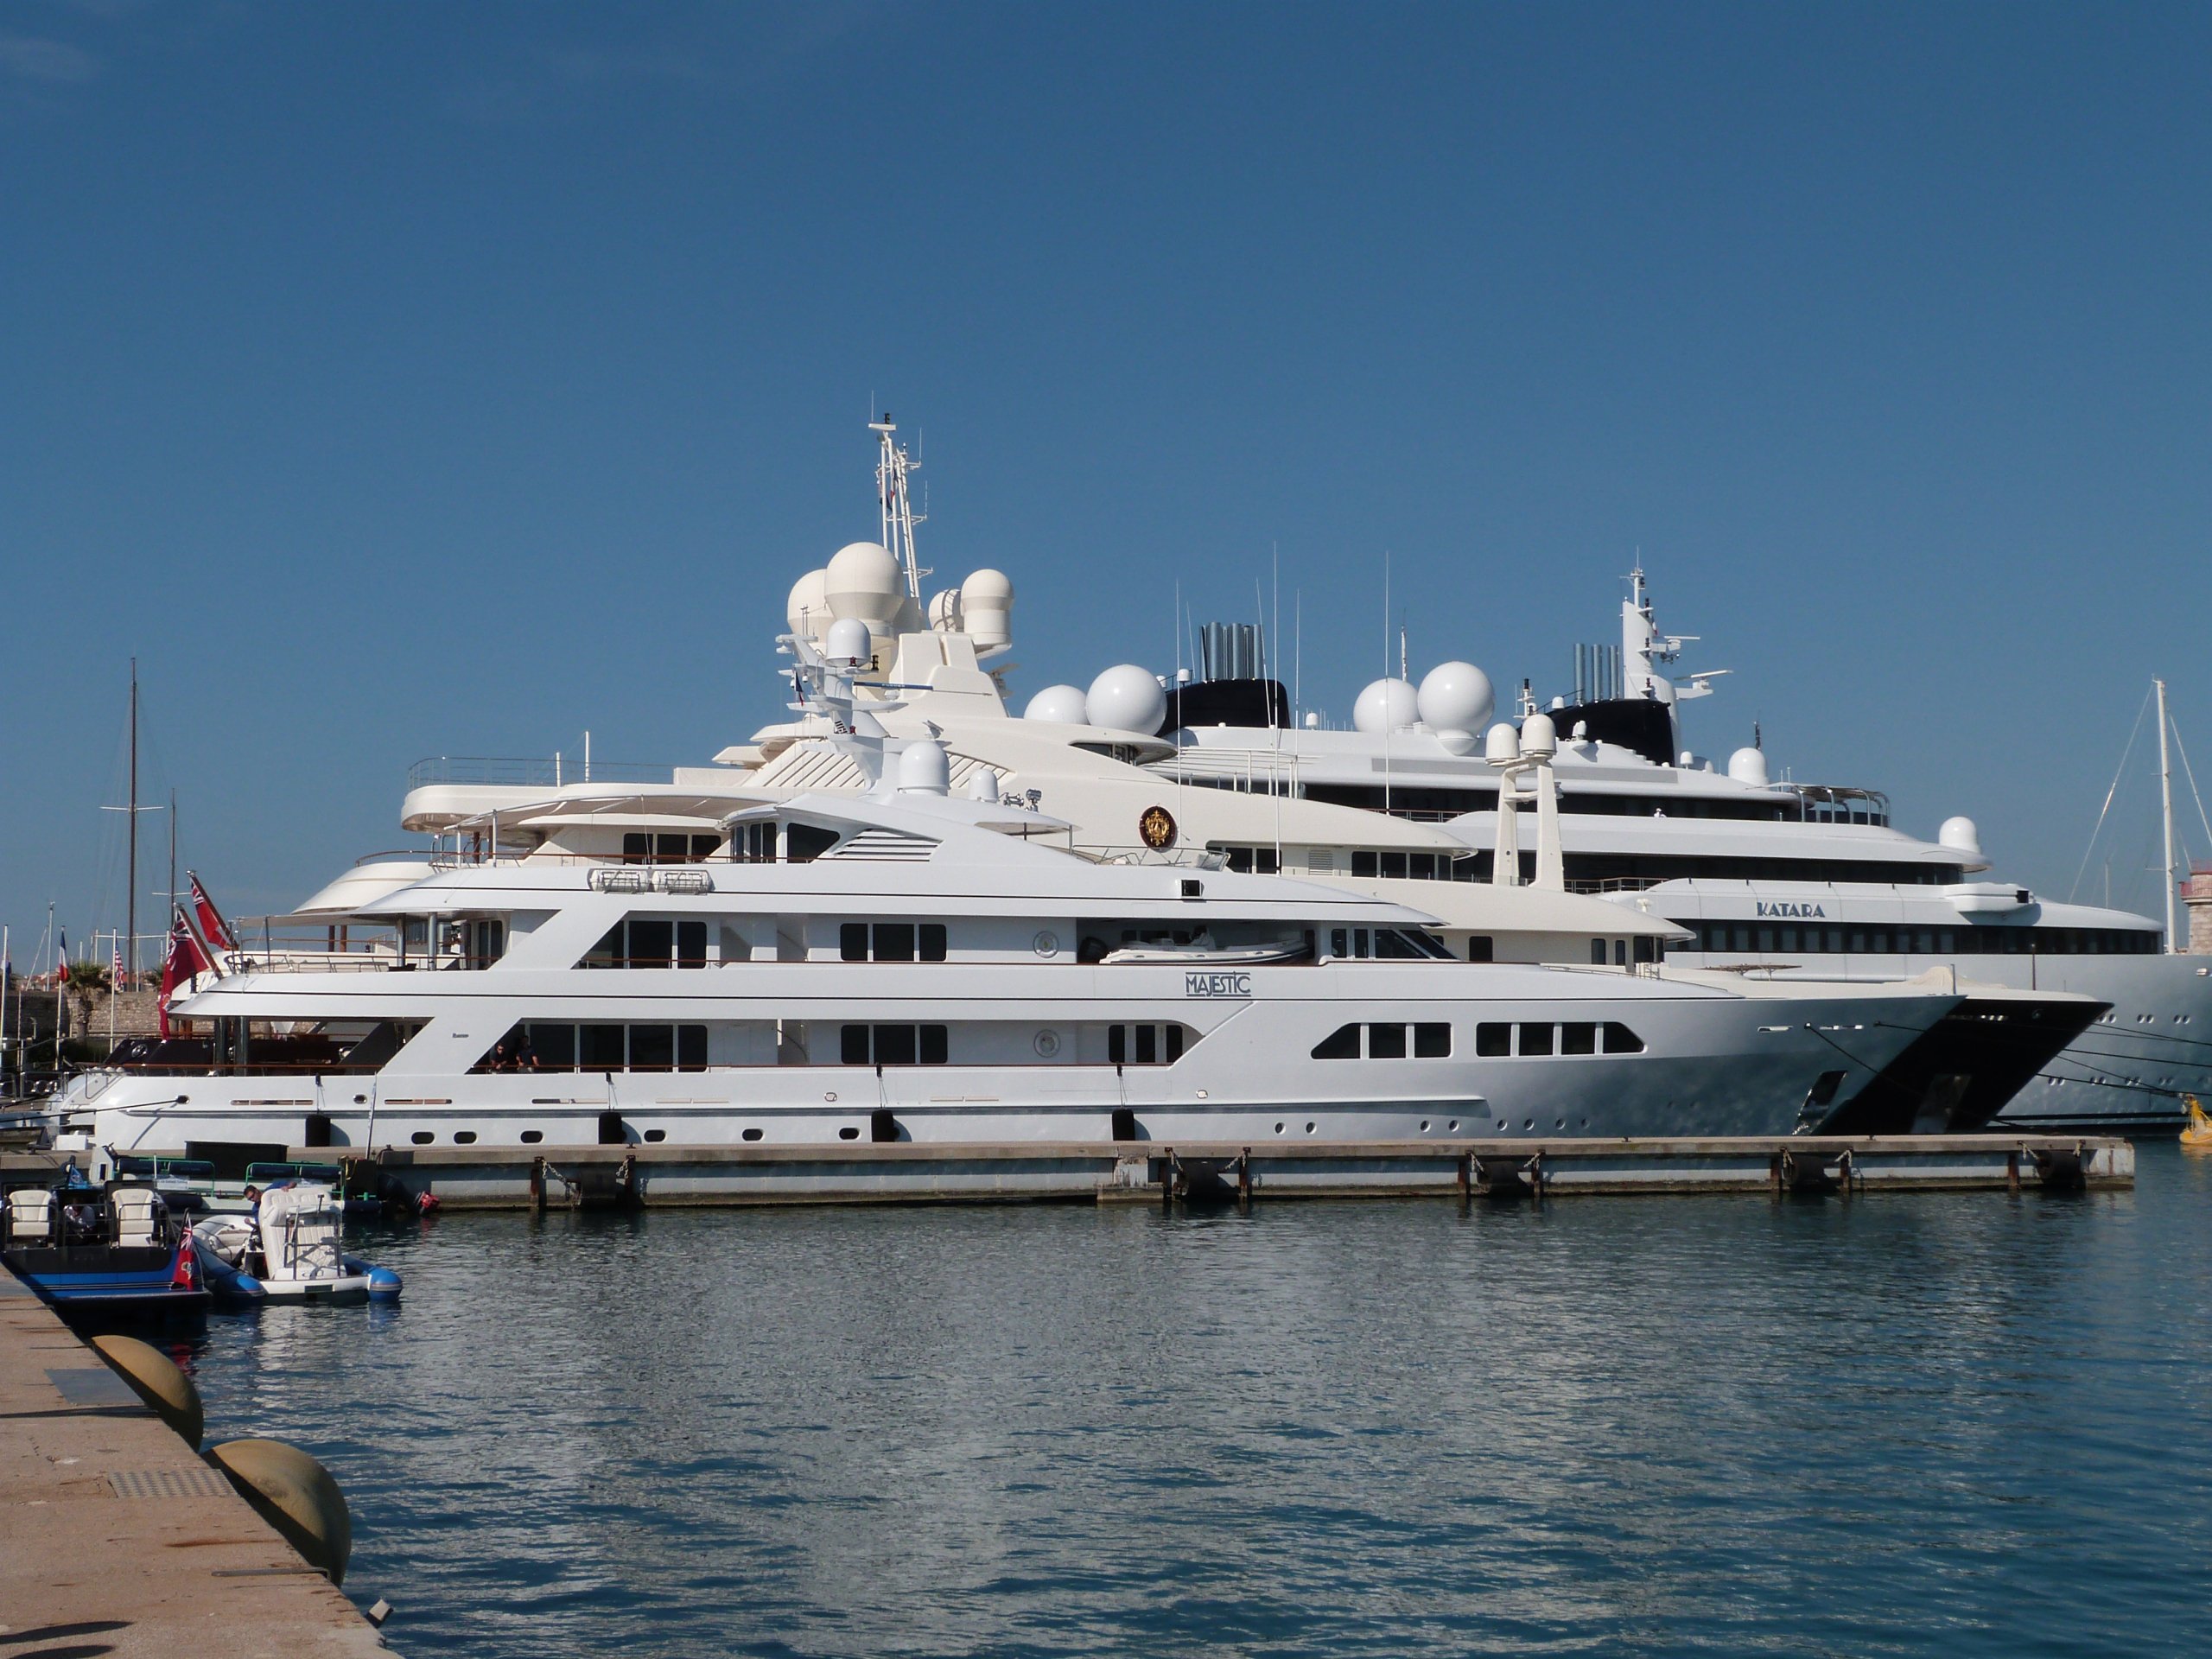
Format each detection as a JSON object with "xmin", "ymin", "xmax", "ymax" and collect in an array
[
  {"xmin": 752, "ymin": 741, "xmax": 991, "ymax": 794},
  {"xmin": 830, "ymin": 829, "xmax": 937, "ymax": 861}
]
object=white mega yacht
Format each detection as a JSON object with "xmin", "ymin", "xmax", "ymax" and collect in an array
[
  {"xmin": 1112, "ymin": 572, "xmax": 2208, "ymax": 1130},
  {"xmin": 65, "ymin": 628, "xmax": 1960, "ymax": 1168}
]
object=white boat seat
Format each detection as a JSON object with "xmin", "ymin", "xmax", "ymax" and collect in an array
[
  {"xmin": 112, "ymin": 1189, "xmax": 164, "ymax": 1246},
  {"xmin": 6, "ymin": 1190, "xmax": 55, "ymax": 1245}
]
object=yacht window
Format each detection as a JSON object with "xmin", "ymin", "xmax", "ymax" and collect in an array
[
  {"xmin": 1519, "ymin": 1024, "xmax": 1555, "ymax": 1057},
  {"xmin": 1779, "ymin": 927, "xmax": 1799, "ymax": 953},
  {"xmin": 628, "ymin": 919, "xmax": 674, "ymax": 969},
  {"xmin": 1381, "ymin": 851, "xmax": 1408, "ymax": 880},
  {"xmin": 630, "ymin": 1026, "xmax": 677, "ymax": 1071},
  {"xmin": 1602, "ymin": 1022, "xmax": 1644, "ymax": 1054},
  {"xmin": 1370, "ymin": 1024, "xmax": 1408, "ymax": 1059},
  {"xmin": 1633, "ymin": 937, "xmax": 1656, "ymax": 964},
  {"xmin": 1166, "ymin": 1024, "xmax": 1185, "ymax": 1061},
  {"xmin": 678, "ymin": 1027, "xmax": 707, "ymax": 1070},
  {"xmin": 1757, "ymin": 929, "xmax": 1775, "ymax": 952},
  {"xmin": 691, "ymin": 834, "xmax": 721, "ymax": 861},
  {"xmin": 1109, "ymin": 1025, "xmax": 1126, "ymax": 1064},
  {"xmin": 529, "ymin": 1024, "xmax": 576, "ymax": 1069},
  {"xmin": 677, "ymin": 921, "xmax": 707, "ymax": 968},
  {"xmin": 842, "ymin": 921, "xmax": 950, "ymax": 963},
  {"xmin": 841, "ymin": 923, "xmax": 868, "ymax": 963},
  {"xmin": 622, "ymin": 832, "xmax": 649, "ymax": 865},
  {"xmin": 875, "ymin": 923, "xmax": 916, "ymax": 963},
  {"xmin": 1351, "ymin": 850, "xmax": 1379, "ymax": 878},
  {"xmin": 1330, "ymin": 929, "xmax": 1349, "ymax": 958},
  {"xmin": 734, "ymin": 823, "xmax": 779, "ymax": 863},
  {"xmin": 874, "ymin": 1024, "xmax": 918, "ymax": 1065},
  {"xmin": 1732, "ymin": 927, "xmax": 1751, "ymax": 952},
  {"xmin": 1589, "ymin": 939, "xmax": 1606, "ymax": 965},
  {"xmin": 1561, "ymin": 1022, "xmax": 1598, "ymax": 1056},
  {"xmin": 1469, "ymin": 937, "xmax": 1494, "ymax": 963},
  {"xmin": 921, "ymin": 924, "xmax": 948, "ymax": 962},
  {"xmin": 1135, "ymin": 1025, "xmax": 1157, "ymax": 1064},
  {"xmin": 841, "ymin": 1024, "xmax": 869, "ymax": 1065},
  {"xmin": 1414, "ymin": 1023, "xmax": 1451, "ymax": 1058},
  {"xmin": 785, "ymin": 823, "xmax": 838, "ymax": 864},
  {"xmin": 1826, "ymin": 929, "xmax": 1844, "ymax": 952},
  {"xmin": 1313, "ymin": 1025, "xmax": 1362, "ymax": 1060},
  {"xmin": 582, "ymin": 1025, "xmax": 626, "ymax": 1070},
  {"xmin": 1614, "ymin": 939, "xmax": 1630, "ymax": 966},
  {"xmin": 1475, "ymin": 1023, "xmax": 1511, "ymax": 1057},
  {"xmin": 841, "ymin": 1024, "xmax": 950, "ymax": 1065},
  {"xmin": 1408, "ymin": 853, "xmax": 1435, "ymax": 880},
  {"xmin": 1374, "ymin": 930, "xmax": 1425, "ymax": 960},
  {"xmin": 585, "ymin": 924, "xmax": 623, "ymax": 969}
]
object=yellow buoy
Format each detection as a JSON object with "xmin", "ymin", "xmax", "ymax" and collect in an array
[
  {"xmin": 2181, "ymin": 1096, "xmax": 2212, "ymax": 1151},
  {"xmin": 207, "ymin": 1438, "xmax": 353, "ymax": 1585},
  {"xmin": 91, "ymin": 1334, "xmax": 204, "ymax": 1450}
]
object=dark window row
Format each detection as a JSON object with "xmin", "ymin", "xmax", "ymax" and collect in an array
[
  {"xmin": 1473, "ymin": 1021, "xmax": 1644, "ymax": 1058},
  {"xmin": 1346, "ymin": 849, "xmax": 1479, "ymax": 881},
  {"xmin": 841, "ymin": 1024, "xmax": 950, "ymax": 1065},
  {"xmin": 840, "ymin": 922, "xmax": 950, "ymax": 963},
  {"xmin": 1687, "ymin": 922, "xmax": 2163, "ymax": 957},
  {"xmin": 1587, "ymin": 937, "xmax": 1662, "ymax": 965},
  {"xmin": 1326, "ymin": 926, "xmax": 1457, "ymax": 961},
  {"xmin": 1556, "ymin": 854, "xmax": 1962, "ymax": 887},
  {"xmin": 1301, "ymin": 782, "xmax": 1815, "ymax": 823},
  {"xmin": 1109, "ymin": 1023, "xmax": 1188, "ymax": 1065},
  {"xmin": 1312, "ymin": 1022, "xmax": 1452, "ymax": 1059},
  {"xmin": 1215, "ymin": 845, "xmax": 1282, "ymax": 874},
  {"xmin": 478, "ymin": 1022, "xmax": 707, "ymax": 1072},
  {"xmin": 622, "ymin": 832, "xmax": 722, "ymax": 865},
  {"xmin": 582, "ymin": 918, "xmax": 709, "ymax": 969},
  {"xmin": 731, "ymin": 823, "xmax": 779, "ymax": 863}
]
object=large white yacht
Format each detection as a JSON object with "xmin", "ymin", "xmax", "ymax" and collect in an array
[
  {"xmin": 1127, "ymin": 572, "xmax": 2209, "ymax": 1130},
  {"xmin": 64, "ymin": 628, "xmax": 1964, "ymax": 1167}
]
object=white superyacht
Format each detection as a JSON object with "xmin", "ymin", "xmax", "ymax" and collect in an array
[{"xmin": 66, "ymin": 625, "xmax": 1955, "ymax": 1166}]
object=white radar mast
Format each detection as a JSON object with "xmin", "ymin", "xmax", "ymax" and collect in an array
[
  {"xmin": 1621, "ymin": 566, "xmax": 1729, "ymax": 749},
  {"xmin": 872, "ymin": 413, "xmax": 929, "ymax": 604}
]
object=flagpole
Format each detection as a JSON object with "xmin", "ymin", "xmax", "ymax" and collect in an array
[
  {"xmin": 1, "ymin": 925, "xmax": 10, "ymax": 1088},
  {"xmin": 127, "ymin": 658, "xmax": 138, "ymax": 986}
]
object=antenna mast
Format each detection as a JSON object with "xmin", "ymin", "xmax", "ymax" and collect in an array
[
  {"xmin": 127, "ymin": 660, "xmax": 138, "ymax": 983},
  {"xmin": 871, "ymin": 412, "xmax": 927, "ymax": 602},
  {"xmin": 2158, "ymin": 677, "xmax": 2178, "ymax": 952}
]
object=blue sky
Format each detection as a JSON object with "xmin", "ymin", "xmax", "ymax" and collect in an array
[{"xmin": 3, "ymin": 2, "xmax": 2209, "ymax": 965}]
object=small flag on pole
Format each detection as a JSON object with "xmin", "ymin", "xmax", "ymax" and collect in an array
[{"xmin": 112, "ymin": 944, "xmax": 124, "ymax": 988}]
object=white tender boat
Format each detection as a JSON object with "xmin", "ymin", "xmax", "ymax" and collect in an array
[{"xmin": 191, "ymin": 1182, "xmax": 401, "ymax": 1305}]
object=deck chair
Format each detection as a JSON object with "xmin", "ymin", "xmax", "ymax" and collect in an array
[
  {"xmin": 111, "ymin": 1187, "xmax": 164, "ymax": 1246},
  {"xmin": 5, "ymin": 1190, "xmax": 54, "ymax": 1245}
]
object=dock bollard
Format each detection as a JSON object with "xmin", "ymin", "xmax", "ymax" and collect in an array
[
  {"xmin": 207, "ymin": 1438, "xmax": 353, "ymax": 1585},
  {"xmin": 91, "ymin": 1334, "xmax": 204, "ymax": 1450}
]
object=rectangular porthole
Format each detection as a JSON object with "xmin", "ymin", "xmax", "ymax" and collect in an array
[
  {"xmin": 1414, "ymin": 1023, "xmax": 1450, "ymax": 1058},
  {"xmin": 1368, "ymin": 1024, "xmax": 1408, "ymax": 1059},
  {"xmin": 1475, "ymin": 1023, "xmax": 1510, "ymax": 1058},
  {"xmin": 1519, "ymin": 1024, "xmax": 1555, "ymax": 1058}
]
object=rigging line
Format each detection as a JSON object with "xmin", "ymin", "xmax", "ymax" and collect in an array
[
  {"xmin": 2166, "ymin": 707, "xmax": 2212, "ymax": 858},
  {"xmin": 2069, "ymin": 684, "xmax": 2154, "ymax": 902}
]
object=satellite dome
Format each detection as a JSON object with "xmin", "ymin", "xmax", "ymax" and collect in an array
[
  {"xmin": 823, "ymin": 617, "xmax": 873, "ymax": 666},
  {"xmin": 1353, "ymin": 677, "xmax": 1419, "ymax": 734},
  {"xmin": 897, "ymin": 739, "xmax": 950, "ymax": 796},
  {"xmin": 1416, "ymin": 661, "xmax": 1495, "ymax": 736},
  {"xmin": 823, "ymin": 542, "xmax": 904, "ymax": 626},
  {"xmin": 1085, "ymin": 664, "xmax": 1168, "ymax": 735},
  {"xmin": 966, "ymin": 766, "xmax": 1003, "ymax": 803},
  {"xmin": 1484, "ymin": 722, "xmax": 1521, "ymax": 766},
  {"xmin": 1023, "ymin": 683, "xmax": 1090, "ymax": 723},
  {"xmin": 960, "ymin": 569, "xmax": 1014, "ymax": 654},
  {"xmin": 1520, "ymin": 712, "xmax": 1558, "ymax": 760},
  {"xmin": 1727, "ymin": 747, "xmax": 1770, "ymax": 788},
  {"xmin": 785, "ymin": 569, "xmax": 830, "ymax": 642},
  {"xmin": 1939, "ymin": 816, "xmax": 1982, "ymax": 859},
  {"xmin": 927, "ymin": 589, "xmax": 961, "ymax": 631}
]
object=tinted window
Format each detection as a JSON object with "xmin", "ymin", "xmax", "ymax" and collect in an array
[
  {"xmin": 1369, "ymin": 1024, "xmax": 1408, "ymax": 1058},
  {"xmin": 785, "ymin": 823, "xmax": 838, "ymax": 863},
  {"xmin": 1166, "ymin": 1025, "xmax": 1185, "ymax": 1061},
  {"xmin": 841, "ymin": 923, "xmax": 868, "ymax": 963},
  {"xmin": 630, "ymin": 1025, "xmax": 675, "ymax": 1071},
  {"xmin": 528, "ymin": 1024, "xmax": 576, "ymax": 1069},
  {"xmin": 581, "ymin": 1025, "xmax": 626, "ymax": 1070},
  {"xmin": 677, "ymin": 1026, "xmax": 708, "ymax": 1071},
  {"xmin": 841, "ymin": 1025, "xmax": 869, "ymax": 1065},
  {"xmin": 1414, "ymin": 1023, "xmax": 1451, "ymax": 1058},
  {"xmin": 920, "ymin": 924, "xmax": 948, "ymax": 962},
  {"xmin": 1109, "ymin": 1025, "xmax": 1127, "ymax": 1065},
  {"xmin": 677, "ymin": 921, "xmax": 707, "ymax": 969},
  {"xmin": 1476, "ymin": 1023, "xmax": 1511, "ymax": 1057},
  {"xmin": 1602, "ymin": 1022, "xmax": 1644, "ymax": 1054},
  {"xmin": 873, "ymin": 1024, "xmax": 918, "ymax": 1065},
  {"xmin": 1313, "ymin": 1024, "xmax": 1362, "ymax": 1060},
  {"xmin": 1561, "ymin": 1022, "xmax": 1597, "ymax": 1055},
  {"xmin": 627, "ymin": 919, "xmax": 673, "ymax": 969},
  {"xmin": 584, "ymin": 925, "xmax": 623, "ymax": 969},
  {"xmin": 874, "ymin": 923, "xmax": 916, "ymax": 963},
  {"xmin": 1519, "ymin": 1023, "xmax": 1554, "ymax": 1057},
  {"xmin": 1136, "ymin": 1025, "xmax": 1157, "ymax": 1064},
  {"xmin": 1468, "ymin": 936, "xmax": 1494, "ymax": 963},
  {"xmin": 919, "ymin": 1025, "xmax": 949, "ymax": 1065}
]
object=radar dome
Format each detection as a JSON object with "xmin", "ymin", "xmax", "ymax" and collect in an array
[
  {"xmin": 1085, "ymin": 664, "xmax": 1168, "ymax": 735},
  {"xmin": 966, "ymin": 766, "xmax": 1003, "ymax": 803},
  {"xmin": 1939, "ymin": 817, "xmax": 1982, "ymax": 859},
  {"xmin": 897, "ymin": 739, "xmax": 950, "ymax": 795},
  {"xmin": 1353, "ymin": 677, "xmax": 1419, "ymax": 734},
  {"xmin": 1484, "ymin": 722, "xmax": 1521, "ymax": 766},
  {"xmin": 786, "ymin": 569, "xmax": 830, "ymax": 642},
  {"xmin": 1416, "ymin": 661, "xmax": 1495, "ymax": 736},
  {"xmin": 1023, "ymin": 683, "xmax": 1090, "ymax": 724},
  {"xmin": 927, "ymin": 589, "xmax": 961, "ymax": 631},
  {"xmin": 1520, "ymin": 712, "xmax": 1558, "ymax": 760},
  {"xmin": 960, "ymin": 569, "xmax": 1014, "ymax": 654},
  {"xmin": 1727, "ymin": 747, "xmax": 1770, "ymax": 788},
  {"xmin": 823, "ymin": 618, "xmax": 873, "ymax": 666},
  {"xmin": 824, "ymin": 542, "xmax": 904, "ymax": 626}
]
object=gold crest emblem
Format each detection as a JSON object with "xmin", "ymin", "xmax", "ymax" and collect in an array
[{"xmin": 1139, "ymin": 805, "xmax": 1177, "ymax": 850}]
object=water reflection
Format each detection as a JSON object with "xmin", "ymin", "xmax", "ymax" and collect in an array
[{"xmin": 179, "ymin": 1147, "xmax": 2212, "ymax": 1656}]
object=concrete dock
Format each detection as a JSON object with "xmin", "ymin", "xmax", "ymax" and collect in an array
[
  {"xmin": 324, "ymin": 1131, "xmax": 2133, "ymax": 1208},
  {"xmin": 0, "ymin": 1275, "xmax": 385, "ymax": 1656}
]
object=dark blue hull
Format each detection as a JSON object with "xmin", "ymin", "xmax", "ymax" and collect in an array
[{"xmin": 3, "ymin": 1246, "xmax": 211, "ymax": 1319}]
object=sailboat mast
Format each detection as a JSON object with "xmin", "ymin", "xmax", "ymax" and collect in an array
[
  {"xmin": 2158, "ymin": 677, "xmax": 2178, "ymax": 952},
  {"xmin": 127, "ymin": 658, "xmax": 138, "ymax": 983}
]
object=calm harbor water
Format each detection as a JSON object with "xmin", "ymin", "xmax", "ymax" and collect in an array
[{"xmin": 179, "ymin": 1145, "xmax": 2212, "ymax": 1656}]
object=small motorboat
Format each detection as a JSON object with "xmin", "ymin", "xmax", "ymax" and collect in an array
[
  {"xmin": 190, "ymin": 1181, "xmax": 402, "ymax": 1306},
  {"xmin": 2, "ymin": 1180, "xmax": 211, "ymax": 1321},
  {"xmin": 2182, "ymin": 1095, "xmax": 2212, "ymax": 1151}
]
